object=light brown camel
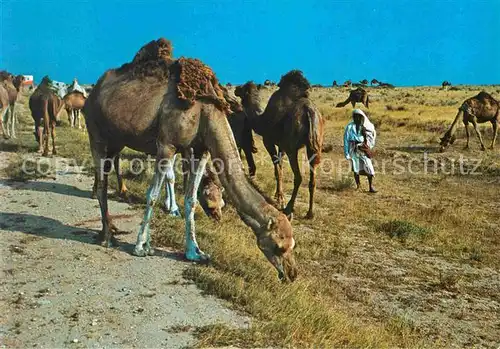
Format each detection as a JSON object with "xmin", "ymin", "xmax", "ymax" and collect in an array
[
  {"xmin": 29, "ymin": 76, "xmax": 65, "ymax": 156},
  {"xmin": 235, "ymin": 71, "xmax": 324, "ymax": 219},
  {"xmin": 64, "ymin": 92, "xmax": 86, "ymax": 128},
  {"xmin": 0, "ymin": 71, "xmax": 22, "ymax": 138},
  {"xmin": 84, "ymin": 38, "xmax": 297, "ymax": 281},
  {"xmin": 0, "ymin": 84, "xmax": 9, "ymax": 138},
  {"xmin": 440, "ymin": 91, "xmax": 499, "ymax": 151},
  {"xmin": 336, "ymin": 87, "xmax": 370, "ymax": 108}
]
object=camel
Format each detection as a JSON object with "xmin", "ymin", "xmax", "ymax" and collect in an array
[
  {"xmin": 84, "ymin": 38, "xmax": 297, "ymax": 281},
  {"xmin": 378, "ymin": 82, "xmax": 395, "ymax": 88},
  {"xmin": 332, "ymin": 80, "xmax": 338, "ymax": 87},
  {"xmin": 29, "ymin": 76, "xmax": 65, "ymax": 155},
  {"xmin": 0, "ymin": 71, "xmax": 22, "ymax": 138},
  {"xmin": 235, "ymin": 71, "xmax": 324, "ymax": 219},
  {"xmin": 440, "ymin": 91, "xmax": 499, "ymax": 152},
  {"xmin": 371, "ymin": 79, "xmax": 379, "ymax": 86},
  {"xmin": 336, "ymin": 87, "xmax": 370, "ymax": 108},
  {"xmin": 221, "ymin": 85, "xmax": 257, "ymax": 177},
  {"xmin": 442, "ymin": 81, "xmax": 452, "ymax": 89},
  {"xmin": 343, "ymin": 80, "xmax": 352, "ymax": 88},
  {"xmin": 64, "ymin": 92, "xmax": 86, "ymax": 128},
  {"xmin": 360, "ymin": 79, "xmax": 368, "ymax": 86}
]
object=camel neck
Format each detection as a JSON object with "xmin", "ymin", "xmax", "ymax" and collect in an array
[{"xmin": 205, "ymin": 108, "xmax": 278, "ymax": 227}]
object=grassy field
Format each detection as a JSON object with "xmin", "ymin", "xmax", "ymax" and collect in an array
[{"xmin": 2, "ymin": 84, "xmax": 499, "ymax": 348}]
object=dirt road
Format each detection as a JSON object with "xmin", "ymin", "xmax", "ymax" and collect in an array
[{"xmin": 0, "ymin": 151, "xmax": 249, "ymax": 348}]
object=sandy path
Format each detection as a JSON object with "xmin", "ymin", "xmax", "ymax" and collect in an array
[{"xmin": 0, "ymin": 151, "xmax": 249, "ymax": 348}]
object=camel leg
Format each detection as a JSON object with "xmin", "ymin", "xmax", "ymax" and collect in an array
[
  {"xmin": 68, "ymin": 109, "xmax": 74, "ymax": 128},
  {"xmin": 35, "ymin": 121, "xmax": 43, "ymax": 153},
  {"xmin": 133, "ymin": 147, "xmax": 172, "ymax": 257},
  {"xmin": 464, "ymin": 122, "xmax": 470, "ymax": 149},
  {"xmin": 351, "ymin": 101, "xmax": 355, "ymax": 108},
  {"xmin": 184, "ymin": 151, "xmax": 210, "ymax": 262},
  {"xmin": 92, "ymin": 171, "xmax": 98, "ymax": 199},
  {"xmin": 42, "ymin": 111, "xmax": 50, "ymax": 157},
  {"xmin": 243, "ymin": 145, "xmax": 256, "ymax": 177},
  {"xmin": 91, "ymin": 146, "xmax": 117, "ymax": 247},
  {"xmin": 1, "ymin": 107, "xmax": 8, "ymax": 139},
  {"xmin": 77, "ymin": 110, "xmax": 82, "ymax": 129},
  {"xmin": 490, "ymin": 120, "xmax": 498, "ymax": 149},
  {"xmin": 283, "ymin": 151, "xmax": 302, "ymax": 216},
  {"xmin": 471, "ymin": 120, "xmax": 486, "ymax": 150},
  {"xmin": 264, "ymin": 139, "xmax": 284, "ymax": 208},
  {"xmin": 9, "ymin": 104, "xmax": 16, "ymax": 138},
  {"xmin": 114, "ymin": 154, "xmax": 128, "ymax": 198},
  {"xmin": 305, "ymin": 148, "xmax": 317, "ymax": 219},
  {"xmin": 50, "ymin": 120, "xmax": 57, "ymax": 155},
  {"xmin": 163, "ymin": 153, "xmax": 181, "ymax": 217}
]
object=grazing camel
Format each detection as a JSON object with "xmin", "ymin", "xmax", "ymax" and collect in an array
[
  {"xmin": 235, "ymin": 71, "xmax": 324, "ymax": 219},
  {"xmin": 84, "ymin": 38, "xmax": 297, "ymax": 281},
  {"xmin": 336, "ymin": 87, "xmax": 370, "ymax": 108},
  {"xmin": 0, "ymin": 85, "xmax": 9, "ymax": 138},
  {"xmin": 0, "ymin": 71, "xmax": 22, "ymax": 138},
  {"xmin": 29, "ymin": 76, "xmax": 65, "ymax": 155},
  {"xmin": 440, "ymin": 91, "xmax": 499, "ymax": 151},
  {"xmin": 64, "ymin": 92, "xmax": 86, "ymax": 128}
]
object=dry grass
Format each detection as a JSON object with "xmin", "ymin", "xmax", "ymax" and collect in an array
[{"xmin": 2, "ymin": 85, "xmax": 500, "ymax": 348}]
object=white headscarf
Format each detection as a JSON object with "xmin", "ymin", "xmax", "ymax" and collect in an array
[{"xmin": 353, "ymin": 109, "xmax": 376, "ymax": 148}]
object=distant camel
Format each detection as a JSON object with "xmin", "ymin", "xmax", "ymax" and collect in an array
[
  {"xmin": 442, "ymin": 81, "xmax": 452, "ymax": 89},
  {"xmin": 336, "ymin": 87, "xmax": 370, "ymax": 108},
  {"xmin": 332, "ymin": 80, "xmax": 338, "ymax": 87},
  {"xmin": 84, "ymin": 38, "xmax": 297, "ymax": 281},
  {"xmin": 29, "ymin": 76, "xmax": 65, "ymax": 155},
  {"xmin": 64, "ymin": 91, "xmax": 86, "ymax": 129},
  {"xmin": 371, "ymin": 79, "xmax": 379, "ymax": 86},
  {"xmin": 440, "ymin": 91, "xmax": 499, "ymax": 151},
  {"xmin": 343, "ymin": 80, "xmax": 352, "ymax": 88},
  {"xmin": 378, "ymin": 82, "xmax": 395, "ymax": 88},
  {"xmin": 264, "ymin": 79, "xmax": 272, "ymax": 86},
  {"xmin": 0, "ymin": 71, "xmax": 22, "ymax": 138},
  {"xmin": 236, "ymin": 71, "xmax": 324, "ymax": 218},
  {"xmin": 360, "ymin": 79, "xmax": 368, "ymax": 86}
]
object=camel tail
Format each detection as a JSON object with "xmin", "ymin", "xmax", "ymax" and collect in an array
[{"xmin": 306, "ymin": 105, "xmax": 323, "ymax": 165}]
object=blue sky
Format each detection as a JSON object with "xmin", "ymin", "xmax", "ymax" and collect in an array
[{"xmin": 1, "ymin": 0, "xmax": 499, "ymax": 86}]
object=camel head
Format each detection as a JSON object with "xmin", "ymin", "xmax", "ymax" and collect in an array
[
  {"xmin": 439, "ymin": 131, "xmax": 456, "ymax": 152},
  {"xmin": 241, "ymin": 211, "xmax": 297, "ymax": 282},
  {"xmin": 235, "ymin": 81, "xmax": 263, "ymax": 115},
  {"xmin": 198, "ymin": 177, "xmax": 225, "ymax": 222},
  {"xmin": 277, "ymin": 70, "xmax": 311, "ymax": 98},
  {"xmin": 257, "ymin": 213, "xmax": 297, "ymax": 282}
]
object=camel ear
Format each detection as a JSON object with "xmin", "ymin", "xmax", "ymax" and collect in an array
[{"xmin": 286, "ymin": 213, "xmax": 293, "ymax": 222}]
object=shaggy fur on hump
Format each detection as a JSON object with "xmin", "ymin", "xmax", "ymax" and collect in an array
[
  {"xmin": 278, "ymin": 70, "xmax": 311, "ymax": 92},
  {"xmin": 117, "ymin": 38, "xmax": 174, "ymax": 80},
  {"xmin": 170, "ymin": 57, "xmax": 230, "ymax": 113},
  {"xmin": 220, "ymin": 84, "xmax": 243, "ymax": 113}
]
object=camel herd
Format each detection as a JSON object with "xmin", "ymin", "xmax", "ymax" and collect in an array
[{"xmin": 2, "ymin": 37, "xmax": 499, "ymax": 281}]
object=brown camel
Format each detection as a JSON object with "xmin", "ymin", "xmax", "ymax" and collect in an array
[
  {"xmin": 29, "ymin": 76, "xmax": 65, "ymax": 155},
  {"xmin": 0, "ymin": 71, "xmax": 22, "ymax": 138},
  {"xmin": 442, "ymin": 81, "xmax": 452, "ymax": 89},
  {"xmin": 343, "ymin": 80, "xmax": 352, "ymax": 87},
  {"xmin": 221, "ymin": 85, "xmax": 257, "ymax": 177},
  {"xmin": 0, "ymin": 84, "xmax": 9, "ymax": 138},
  {"xmin": 378, "ymin": 81, "xmax": 395, "ymax": 88},
  {"xmin": 235, "ymin": 71, "xmax": 324, "ymax": 219},
  {"xmin": 336, "ymin": 87, "xmax": 370, "ymax": 108},
  {"xmin": 84, "ymin": 38, "xmax": 297, "ymax": 281},
  {"xmin": 360, "ymin": 79, "xmax": 368, "ymax": 86},
  {"xmin": 371, "ymin": 79, "xmax": 379, "ymax": 86},
  {"xmin": 64, "ymin": 92, "xmax": 86, "ymax": 128},
  {"xmin": 440, "ymin": 91, "xmax": 499, "ymax": 151},
  {"xmin": 332, "ymin": 80, "xmax": 338, "ymax": 87}
]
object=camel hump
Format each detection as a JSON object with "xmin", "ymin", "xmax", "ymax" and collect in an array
[
  {"xmin": 170, "ymin": 57, "xmax": 230, "ymax": 113},
  {"xmin": 278, "ymin": 70, "xmax": 311, "ymax": 92},
  {"xmin": 132, "ymin": 38, "xmax": 173, "ymax": 64}
]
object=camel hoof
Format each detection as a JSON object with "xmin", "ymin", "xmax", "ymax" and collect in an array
[
  {"xmin": 185, "ymin": 247, "xmax": 210, "ymax": 263},
  {"xmin": 304, "ymin": 212, "xmax": 314, "ymax": 219},
  {"xmin": 42, "ymin": 152, "xmax": 49, "ymax": 157},
  {"xmin": 100, "ymin": 236, "xmax": 117, "ymax": 248},
  {"xmin": 133, "ymin": 246, "xmax": 147, "ymax": 257},
  {"xmin": 169, "ymin": 209, "xmax": 181, "ymax": 218}
]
